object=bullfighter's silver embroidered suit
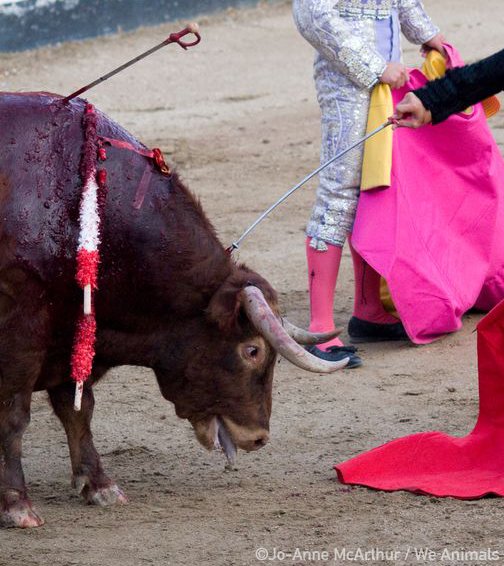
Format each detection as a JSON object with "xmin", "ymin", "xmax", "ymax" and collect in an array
[{"xmin": 293, "ymin": 0, "xmax": 439, "ymax": 250}]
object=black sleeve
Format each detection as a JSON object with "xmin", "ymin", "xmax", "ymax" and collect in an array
[{"xmin": 413, "ymin": 48, "xmax": 504, "ymax": 124}]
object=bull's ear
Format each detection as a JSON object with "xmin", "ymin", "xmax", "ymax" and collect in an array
[
  {"xmin": 206, "ymin": 278, "xmax": 244, "ymax": 333},
  {"xmin": 206, "ymin": 268, "xmax": 278, "ymax": 333}
]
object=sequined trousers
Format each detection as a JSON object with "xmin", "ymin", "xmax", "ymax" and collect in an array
[{"xmin": 307, "ymin": 22, "xmax": 376, "ymax": 251}]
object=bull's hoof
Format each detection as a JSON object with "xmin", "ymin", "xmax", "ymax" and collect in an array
[
  {"xmin": 0, "ymin": 490, "xmax": 44, "ymax": 528},
  {"xmin": 74, "ymin": 476, "xmax": 128, "ymax": 507},
  {"xmin": 88, "ymin": 484, "xmax": 128, "ymax": 507}
]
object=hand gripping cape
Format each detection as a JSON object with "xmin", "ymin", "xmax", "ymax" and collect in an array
[
  {"xmin": 335, "ymin": 299, "xmax": 504, "ymax": 498},
  {"xmin": 352, "ymin": 45, "xmax": 504, "ymax": 344}
]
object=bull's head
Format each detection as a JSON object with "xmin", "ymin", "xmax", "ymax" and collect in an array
[{"xmin": 153, "ymin": 269, "xmax": 346, "ymax": 466}]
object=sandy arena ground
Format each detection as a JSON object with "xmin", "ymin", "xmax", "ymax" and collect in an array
[{"xmin": 1, "ymin": 1, "xmax": 504, "ymax": 564}]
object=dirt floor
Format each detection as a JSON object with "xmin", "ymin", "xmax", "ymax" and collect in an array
[{"xmin": 1, "ymin": 1, "xmax": 504, "ymax": 564}]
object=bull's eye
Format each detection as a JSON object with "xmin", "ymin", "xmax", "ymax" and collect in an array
[
  {"xmin": 245, "ymin": 345, "xmax": 259, "ymax": 358},
  {"xmin": 239, "ymin": 338, "xmax": 267, "ymax": 366}
]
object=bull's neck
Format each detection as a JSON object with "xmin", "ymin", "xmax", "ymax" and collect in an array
[{"xmin": 98, "ymin": 173, "xmax": 235, "ymax": 326}]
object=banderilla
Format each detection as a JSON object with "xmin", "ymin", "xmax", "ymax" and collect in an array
[{"xmin": 63, "ymin": 23, "xmax": 201, "ymax": 103}]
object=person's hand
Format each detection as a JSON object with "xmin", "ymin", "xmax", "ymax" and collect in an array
[
  {"xmin": 421, "ymin": 33, "xmax": 447, "ymax": 58},
  {"xmin": 392, "ymin": 92, "xmax": 432, "ymax": 128},
  {"xmin": 379, "ymin": 62, "xmax": 409, "ymax": 89}
]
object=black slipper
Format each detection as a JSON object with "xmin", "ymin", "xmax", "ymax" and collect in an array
[
  {"xmin": 348, "ymin": 316, "xmax": 409, "ymax": 343},
  {"xmin": 305, "ymin": 345, "xmax": 363, "ymax": 369}
]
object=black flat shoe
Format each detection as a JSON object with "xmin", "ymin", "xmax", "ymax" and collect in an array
[
  {"xmin": 305, "ymin": 345, "xmax": 363, "ymax": 369},
  {"xmin": 348, "ymin": 316, "xmax": 409, "ymax": 343}
]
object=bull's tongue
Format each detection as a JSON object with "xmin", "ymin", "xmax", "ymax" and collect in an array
[{"xmin": 215, "ymin": 417, "xmax": 237, "ymax": 466}]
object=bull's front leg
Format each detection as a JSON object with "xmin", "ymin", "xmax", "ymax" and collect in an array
[
  {"xmin": 0, "ymin": 391, "xmax": 44, "ymax": 528},
  {"xmin": 48, "ymin": 381, "xmax": 127, "ymax": 507}
]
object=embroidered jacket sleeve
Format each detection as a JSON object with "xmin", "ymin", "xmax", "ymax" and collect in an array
[
  {"xmin": 414, "ymin": 48, "xmax": 504, "ymax": 124},
  {"xmin": 292, "ymin": 0, "xmax": 387, "ymax": 89},
  {"xmin": 398, "ymin": 0, "xmax": 439, "ymax": 44}
]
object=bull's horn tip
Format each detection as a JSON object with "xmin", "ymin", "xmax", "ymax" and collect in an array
[
  {"xmin": 319, "ymin": 356, "xmax": 350, "ymax": 373},
  {"xmin": 332, "ymin": 356, "xmax": 350, "ymax": 371}
]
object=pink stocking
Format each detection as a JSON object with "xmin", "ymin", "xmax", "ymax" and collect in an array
[
  {"xmin": 306, "ymin": 237, "xmax": 345, "ymax": 350},
  {"xmin": 349, "ymin": 238, "xmax": 398, "ymax": 324}
]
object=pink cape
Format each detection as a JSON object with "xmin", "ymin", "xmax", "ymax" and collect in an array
[
  {"xmin": 352, "ymin": 45, "xmax": 504, "ymax": 344},
  {"xmin": 335, "ymin": 299, "xmax": 504, "ymax": 499}
]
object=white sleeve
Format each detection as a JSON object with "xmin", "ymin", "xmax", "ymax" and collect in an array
[
  {"xmin": 398, "ymin": 0, "xmax": 440, "ymax": 44},
  {"xmin": 293, "ymin": 0, "xmax": 387, "ymax": 89}
]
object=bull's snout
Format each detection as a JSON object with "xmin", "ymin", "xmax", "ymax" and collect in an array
[
  {"xmin": 242, "ymin": 430, "xmax": 270, "ymax": 452},
  {"xmin": 191, "ymin": 416, "xmax": 269, "ymax": 466},
  {"xmin": 220, "ymin": 417, "xmax": 269, "ymax": 452}
]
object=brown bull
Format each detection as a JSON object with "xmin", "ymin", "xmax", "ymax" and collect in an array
[{"xmin": 0, "ymin": 92, "xmax": 346, "ymax": 528}]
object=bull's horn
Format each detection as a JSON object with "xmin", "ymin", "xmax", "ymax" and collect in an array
[
  {"xmin": 281, "ymin": 319, "xmax": 341, "ymax": 345},
  {"xmin": 241, "ymin": 286, "xmax": 348, "ymax": 373}
]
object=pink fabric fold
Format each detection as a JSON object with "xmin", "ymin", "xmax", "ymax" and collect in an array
[
  {"xmin": 351, "ymin": 45, "xmax": 504, "ymax": 344},
  {"xmin": 335, "ymin": 299, "xmax": 504, "ymax": 499}
]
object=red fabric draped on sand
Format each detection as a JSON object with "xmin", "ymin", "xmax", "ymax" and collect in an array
[{"xmin": 335, "ymin": 299, "xmax": 504, "ymax": 498}]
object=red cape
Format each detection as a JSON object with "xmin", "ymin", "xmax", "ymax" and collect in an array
[{"xmin": 335, "ymin": 299, "xmax": 504, "ymax": 498}]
